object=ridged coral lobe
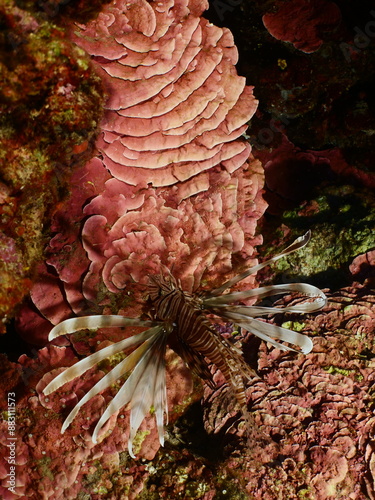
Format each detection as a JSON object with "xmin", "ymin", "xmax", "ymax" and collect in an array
[{"xmin": 68, "ymin": 0, "xmax": 258, "ymax": 189}]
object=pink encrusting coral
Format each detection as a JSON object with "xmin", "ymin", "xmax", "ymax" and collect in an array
[
  {"xmin": 80, "ymin": 158, "xmax": 265, "ymax": 301},
  {"xmin": 202, "ymin": 282, "xmax": 375, "ymax": 499},
  {"xmin": 68, "ymin": 0, "xmax": 258, "ymax": 190},
  {"xmin": 21, "ymin": 155, "xmax": 265, "ymax": 334},
  {"xmin": 15, "ymin": 0, "xmax": 266, "ymax": 352},
  {"xmin": 18, "ymin": 0, "xmax": 266, "ymax": 330}
]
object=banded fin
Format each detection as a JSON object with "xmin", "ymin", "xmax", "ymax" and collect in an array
[
  {"xmin": 48, "ymin": 315, "xmax": 157, "ymax": 340},
  {"xmin": 208, "ymin": 231, "xmax": 311, "ymax": 297},
  {"xmin": 43, "ymin": 316, "xmax": 170, "ymax": 458}
]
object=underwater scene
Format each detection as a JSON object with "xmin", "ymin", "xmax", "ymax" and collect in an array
[{"xmin": 0, "ymin": 0, "xmax": 374, "ymax": 498}]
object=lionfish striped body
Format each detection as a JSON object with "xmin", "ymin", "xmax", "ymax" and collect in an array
[
  {"xmin": 149, "ymin": 274, "xmax": 254, "ymax": 414},
  {"xmin": 42, "ymin": 231, "xmax": 326, "ymax": 457}
]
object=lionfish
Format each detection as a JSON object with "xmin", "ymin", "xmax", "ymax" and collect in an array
[{"xmin": 43, "ymin": 231, "xmax": 326, "ymax": 457}]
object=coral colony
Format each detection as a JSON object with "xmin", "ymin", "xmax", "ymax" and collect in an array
[
  {"xmin": 43, "ymin": 231, "xmax": 326, "ymax": 457},
  {"xmin": 66, "ymin": 0, "xmax": 259, "ymax": 190},
  {"xmin": 22, "ymin": 0, "xmax": 325, "ymax": 461},
  {"xmin": 2, "ymin": 0, "xmax": 375, "ymax": 497}
]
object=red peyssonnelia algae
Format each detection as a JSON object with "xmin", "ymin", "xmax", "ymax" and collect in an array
[
  {"xmin": 202, "ymin": 279, "xmax": 375, "ymax": 499},
  {"xmin": 80, "ymin": 160, "xmax": 265, "ymax": 302},
  {"xmin": 262, "ymin": 0, "xmax": 342, "ymax": 53},
  {"xmin": 68, "ymin": 0, "xmax": 258, "ymax": 192},
  {"xmin": 255, "ymin": 134, "xmax": 375, "ymax": 215},
  {"xmin": 14, "ymin": 0, "xmax": 270, "ymax": 474},
  {"xmin": 17, "ymin": 5, "xmax": 265, "ymax": 335},
  {"xmin": 19, "ymin": 155, "xmax": 265, "ymax": 340},
  {"xmin": 17, "ymin": 0, "xmax": 266, "ymax": 335}
]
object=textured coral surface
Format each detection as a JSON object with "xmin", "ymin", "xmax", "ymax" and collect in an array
[
  {"xmin": 21, "ymin": 0, "xmax": 265, "ymax": 335},
  {"xmin": 1, "ymin": 0, "xmax": 375, "ymax": 498},
  {"xmin": 0, "ymin": 2, "xmax": 104, "ymax": 329},
  {"xmin": 202, "ymin": 278, "xmax": 375, "ymax": 499},
  {"xmin": 2, "ymin": 261, "xmax": 375, "ymax": 499},
  {"xmin": 68, "ymin": 0, "xmax": 258, "ymax": 191}
]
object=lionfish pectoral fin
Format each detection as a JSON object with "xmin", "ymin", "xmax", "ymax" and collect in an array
[
  {"xmin": 43, "ymin": 325, "xmax": 162, "ymax": 397},
  {"xmin": 230, "ymin": 314, "xmax": 313, "ymax": 354},
  {"xmin": 48, "ymin": 315, "xmax": 158, "ymax": 340},
  {"xmin": 128, "ymin": 334, "xmax": 168, "ymax": 455},
  {"xmin": 203, "ymin": 283, "xmax": 326, "ymax": 309},
  {"xmin": 59, "ymin": 328, "xmax": 164, "ymax": 433},
  {"xmin": 206, "ymin": 231, "xmax": 311, "ymax": 297},
  {"xmin": 90, "ymin": 330, "xmax": 169, "ymax": 458},
  {"xmin": 153, "ymin": 344, "xmax": 168, "ymax": 438}
]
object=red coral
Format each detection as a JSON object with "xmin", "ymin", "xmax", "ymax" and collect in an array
[
  {"xmin": 202, "ymin": 277, "xmax": 375, "ymax": 498},
  {"xmin": 0, "ymin": 344, "xmax": 195, "ymax": 499},
  {"xmin": 262, "ymin": 0, "xmax": 341, "ymax": 53},
  {"xmin": 69, "ymin": 0, "xmax": 258, "ymax": 189},
  {"xmin": 17, "ymin": 0, "xmax": 265, "ymax": 331},
  {"xmin": 81, "ymin": 158, "xmax": 264, "ymax": 299},
  {"xmin": 24, "ymin": 156, "xmax": 265, "ymax": 332},
  {"xmin": 256, "ymin": 134, "xmax": 375, "ymax": 214}
]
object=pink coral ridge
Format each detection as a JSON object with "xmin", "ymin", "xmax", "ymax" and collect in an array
[
  {"xmin": 22, "ymin": 0, "xmax": 265, "ymax": 330},
  {"xmin": 262, "ymin": 0, "xmax": 341, "ymax": 53},
  {"xmin": 69, "ymin": 0, "xmax": 258, "ymax": 191},
  {"xmin": 81, "ymin": 159, "xmax": 265, "ymax": 301},
  {"xmin": 21, "ymin": 154, "xmax": 265, "ymax": 336}
]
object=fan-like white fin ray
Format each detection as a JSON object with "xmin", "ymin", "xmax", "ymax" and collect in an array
[
  {"xmin": 207, "ymin": 231, "xmax": 311, "ymax": 297},
  {"xmin": 92, "ymin": 330, "xmax": 169, "ymax": 458},
  {"xmin": 204, "ymin": 283, "xmax": 326, "ymax": 307},
  {"xmin": 43, "ymin": 325, "xmax": 162, "ymax": 396},
  {"xmin": 211, "ymin": 301, "xmax": 324, "ymax": 317},
  {"xmin": 153, "ymin": 346, "xmax": 168, "ymax": 439},
  {"xmin": 60, "ymin": 327, "xmax": 165, "ymax": 433},
  {"xmin": 217, "ymin": 310, "xmax": 313, "ymax": 354},
  {"xmin": 48, "ymin": 315, "xmax": 157, "ymax": 340},
  {"xmin": 128, "ymin": 333, "xmax": 168, "ymax": 456}
]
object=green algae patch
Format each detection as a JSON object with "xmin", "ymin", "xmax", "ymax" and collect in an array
[
  {"xmin": 282, "ymin": 321, "xmax": 306, "ymax": 332},
  {"xmin": 324, "ymin": 365, "xmax": 364, "ymax": 381},
  {"xmin": 261, "ymin": 185, "xmax": 375, "ymax": 287},
  {"xmin": 37, "ymin": 456, "xmax": 54, "ymax": 481}
]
